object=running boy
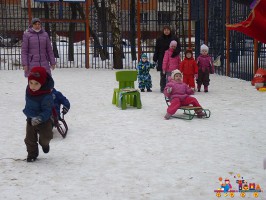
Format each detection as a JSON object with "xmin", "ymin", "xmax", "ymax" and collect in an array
[{"xmin": 23, "ymin": 66, "xmax": 54, "ymax": 162}]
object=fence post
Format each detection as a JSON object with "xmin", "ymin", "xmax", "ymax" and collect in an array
[
  {"xmin": 85, "ymin": 0, "xmax": 90, "ymax": 68},
  {"xmin": 204, "ymin": 0, "xmax": 208, "ymax": 44},
  {"xmin": 254, "ymin": 39, "xmax": 258, "ymax": 74},
  {"xmin": 188, "ymin": 0, "xmax": 191, "ymax": 49},
  {"xmin": 137, "ymin": 0, "xmax": 141, "ymax": 61},
  {"xmin": 226, "ymin": 0, "xmax": 230, "ymax": 76},
  {"xmin": 27, "ymin": 0, "xmax": 32, "ymax": 24}
]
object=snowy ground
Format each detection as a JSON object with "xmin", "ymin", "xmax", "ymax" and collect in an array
[{"xmin": 0, "ymin": 68, "xmax": 266, "ymax": 200}]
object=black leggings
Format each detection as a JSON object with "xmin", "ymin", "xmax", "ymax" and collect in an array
[{"xmin": 160, "ymin": 71, "xmax": 166, "ymax": 92}]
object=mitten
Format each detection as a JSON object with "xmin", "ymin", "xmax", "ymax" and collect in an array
[
  {"xmin": 194, "ymin": 74, "xmax": 198, "ymax": 79},
  {"xmin": 210, "ymin": 67, "xmax": 214, "ymax": 74},
  {"xmin": 62, "ymin": 106, "xmax": 69, "ymax": 115},
  {"xmin": 31, "ymin": 116, "xmax": 42, "ymax": 126},
  {"xmin": 51, "ymin": 64, "xmax": 56, "ymax": 70},
  {"xmin": 23, "ymin": 66, "xmax": 28, "ymax": 72},
  {"xmin": 167, "ymin": 87, "xmax": 172, "ymax": 93}
]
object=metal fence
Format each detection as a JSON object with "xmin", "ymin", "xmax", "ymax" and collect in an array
[
  {"xmin": 0, "ymin": 0, "xmax": 189, "ymax": 70},
  {"xmin": 191, "ymin": 0, "xmax": 266, "ymax": 81},
  {"xmin": 225, "ymin": 1, "xmax": 266, "ymax": 81},
  {"xmin": 0, "ymin": 0, "xmax": 265, "ymax": 81}
]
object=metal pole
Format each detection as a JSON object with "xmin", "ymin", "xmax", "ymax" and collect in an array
[
  {"xmin": 254, "ymin": 40, "xmax": 258, "ymax": 73},
  {"xmin": 188, "ymin": 0, "xmax": 191, "ymax": 49},
  {"xmin": 137, "ymin": 0, "xmax": 141, "ymax": 61},
  {"xmin": 204, "ymin": 0, "xmax": 208, "ymax": 44},
  {"xmin": 85, "ymin": 0, "xmax": 90, "ymax": 68},
  {"xmin": 27, "ymin": 0, "xmax": 32, "ymax": 24},
  {"xmin": 226, "ymin": 0, "xmax": 230, "ymax": 76}
]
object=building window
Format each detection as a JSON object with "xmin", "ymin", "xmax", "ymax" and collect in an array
[
  {"xmin": 140, "ymin": 13, "xmax": 148, "ymax": 24},
  {"xmin": 158, "ymin": 11, "xmax": 171, "ymax": 24}
]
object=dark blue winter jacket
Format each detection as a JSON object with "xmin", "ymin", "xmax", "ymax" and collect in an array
[
  {"xmin": 23, "ymin": 74, "xmax": 54, "ymax": 122},
  {"xmin": 52, "ymin": 88, "xmax": 70, "ymax": 116}
]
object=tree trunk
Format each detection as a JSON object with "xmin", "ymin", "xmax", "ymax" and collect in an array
[
  {"xmin": 76, "ymin": 3, "xmax": 108, "ymax": 60},
  {"xmin": 107, "ymin": 0, "xmax": 123, "ymax": 69},
  {"xmin": 130, "ymin": 0, "xmax": 137, "ymax": 61},
  {"xmin": 68, "ymin": 3, "xmax": 77, "ymax": 61},
  {"xmin": 101, "ymin": 0, "xmax": 109, "ymax": 59},
  {"xmin": 44, "ymin": 3, "xmax": 59, "ymax": 58}
]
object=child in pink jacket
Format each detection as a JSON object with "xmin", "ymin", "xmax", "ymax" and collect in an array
[
  {"xmin": 162, "ymin": 40, "xmax": 181, "ymax": 82},
  {"xmin": 163, "ymin": 69, "xmax": 205, "ymax": 120},
  {"xmin": 196, "ymin": 44, "xmax": 214, "ymax": 92}
]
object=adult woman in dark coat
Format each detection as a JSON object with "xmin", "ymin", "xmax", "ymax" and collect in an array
[{"xmin": 153, "ymin": 26, "xmax": 181, "ymax": 92}]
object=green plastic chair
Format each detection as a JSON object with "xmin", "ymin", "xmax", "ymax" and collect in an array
[{"xmin": 112, "ymin": 70, "xmax": 142, "ymax": 110}]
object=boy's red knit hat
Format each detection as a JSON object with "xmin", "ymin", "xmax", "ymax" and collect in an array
[{"xmin": 28, "ymin": 67, "xmax": 47, "ymax": 85}]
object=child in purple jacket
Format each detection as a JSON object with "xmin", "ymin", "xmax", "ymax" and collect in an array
[
  {"xmin": 196, "ymin": 44, "xmax": 214, "ymax": 92},
  {"xmin": 163, "ymin": 69, "xmax": 205, "ymax": 120}
]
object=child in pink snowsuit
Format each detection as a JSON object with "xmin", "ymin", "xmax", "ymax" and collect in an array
[
  {"xmin": 162, "ymin": 40, "xmax": 181, "ymax": 82},
  {"xmin": 163, "ymin": 69, "xmax": 205, "ymax": 120}
]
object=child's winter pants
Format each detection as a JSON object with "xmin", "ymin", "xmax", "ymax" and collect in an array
[
  {"xmin": 183, "ymin": 75, "xmax": 195, "ymax": 88},
  {"xmin": 197, "ymin": 70, "xmax": 210, "ymax": 87},
  {"xmin": 24, "ymin": 119, "xmax": 53, "ymax": 158},
  {"xmin": 167, "ymin": 96, "xmax": 201, "ymax": 115}
]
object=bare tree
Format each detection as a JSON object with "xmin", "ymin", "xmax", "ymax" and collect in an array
[
  {"xmin": 68, "ymin": 3, "xmax": 77, "ymax": 61},
  {"xmin": 76, "ymin": 3, "xmax": 109, "ymax": 60},
  {"xmin": 130, "ymin": 0, "xmax": 137, "ymax": 61},
  {"xmin": 107, "ymin": 0, "xmax": 123, "ymax": 69},
  {"xmin": 44, "ymin": 3, "xmax": 59, "ymax": 58}
]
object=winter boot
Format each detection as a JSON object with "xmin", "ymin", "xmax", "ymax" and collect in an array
[
  {"xmin": 195, "ymin": 109, "xmax": 206, "ymax": 118},
  {"xmin": 147, "ymin": 88, "xmax": 152, "ymax": 92},
  {"xmin": 197, "ymin": 85, "xmax": 201, "ymax": 92},
  {"xmin": 140, "ymin": 89, "xmax": 145, "ymax": 92},
  {"xmin": 204, "ymin": 86, "xmax": 208, "ymax": 93},
  {"xmin": 42, "ymin": 145, "xmax": 50, "ymax": 153},
  {"xmin": 27, "ymin": 157, "xmax": 37, "ymax": 162},
  {"xmin": 164, "ymin": 113, "xmax": 172, "ymax": 120}
]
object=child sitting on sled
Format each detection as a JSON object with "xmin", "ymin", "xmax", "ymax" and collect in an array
[{"xmin": 163, "ymin": 69, "xmax": 205, "ymax": 120}]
